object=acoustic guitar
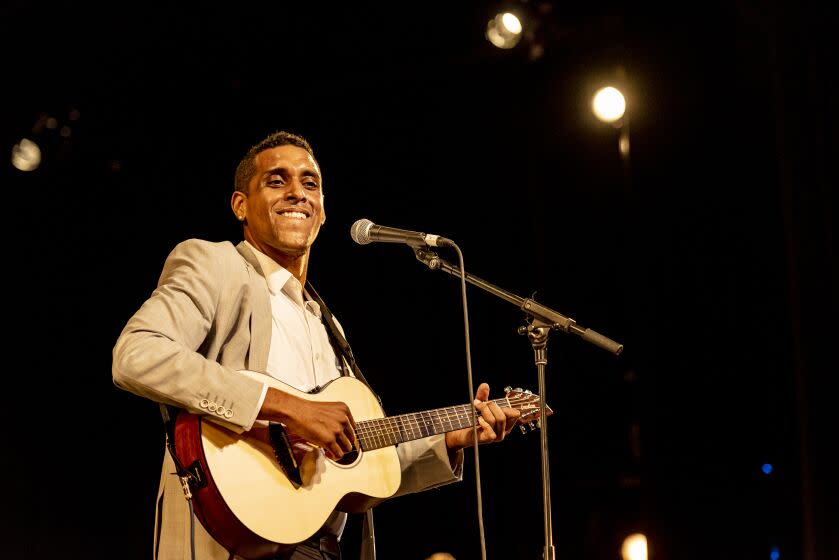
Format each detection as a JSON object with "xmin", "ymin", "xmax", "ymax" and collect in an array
[{"xmin": 173, "ymin": 372, "xmax": 550, "ymax": 559}]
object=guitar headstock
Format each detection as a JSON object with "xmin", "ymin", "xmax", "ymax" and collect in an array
[{"xmin": 503, "ymin": 386, "xmax": 554, "ymax": 433}]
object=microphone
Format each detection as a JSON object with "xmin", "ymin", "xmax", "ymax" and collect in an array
[{"xmin": 351, "ymin": 218, "xmax": 454, "ymax": 248}]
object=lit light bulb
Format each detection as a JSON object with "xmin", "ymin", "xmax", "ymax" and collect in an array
[
  {"xmin": 621, "ymin": 533, "xmax": 647, "ymax": 560},
  {"xmin": 486, "ymin": 12, "xmax": 523, "ymax": 49},
  {"xmin": 592, "ymin": 86, "xmax": 627, "ymax": 123},
  {"xmin": 11, "ymin": 138, "xmax": 42, "ymax": 172}
]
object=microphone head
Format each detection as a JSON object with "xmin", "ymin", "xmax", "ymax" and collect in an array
[{"xmin": 350, "ymin": 218, "xmax": 374, "ymax": 245}]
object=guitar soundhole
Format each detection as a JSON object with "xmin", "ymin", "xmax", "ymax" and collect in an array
[{"xmin": 335, "ymin": 447, "xmax": 359, "ymax": 466}]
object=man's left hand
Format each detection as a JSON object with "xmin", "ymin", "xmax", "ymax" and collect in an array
[{"xmin": 445, "ymin": 382, "xmax": 521, "ymax": 452}]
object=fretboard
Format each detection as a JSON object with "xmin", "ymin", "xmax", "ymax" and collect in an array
[{"xmin": 355, "ymin": 397, "xmax": 511, "ymax": 451}]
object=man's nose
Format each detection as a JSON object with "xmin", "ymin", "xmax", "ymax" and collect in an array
[{"xmin": 285, "ymin": 177, "xmax": 306, "ymax": 200}]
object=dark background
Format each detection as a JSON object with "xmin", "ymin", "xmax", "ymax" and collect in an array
[{"xmin": 2, "ymin": 1, "xmax": 836, "ymax": 559}]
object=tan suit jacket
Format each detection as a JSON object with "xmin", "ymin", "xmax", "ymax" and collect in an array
[{"xmin": 112, "ymin": 239, "xmax": 463, "ymax": 560}]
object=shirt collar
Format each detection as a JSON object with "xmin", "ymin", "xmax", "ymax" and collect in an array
[{"xmin": 244, "ymin": 241, "xmax": 321, "ymax": 318}]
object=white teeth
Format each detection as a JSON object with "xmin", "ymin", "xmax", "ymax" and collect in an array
[{"xmin": 280, "ymin": 211, "xmax": 307, "ymax": 219}]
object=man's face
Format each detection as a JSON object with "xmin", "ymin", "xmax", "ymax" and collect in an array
[{"xmin": 237, "ymin": 144, "xmax": 325, "ymax": 260}]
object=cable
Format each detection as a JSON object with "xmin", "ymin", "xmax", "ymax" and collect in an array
[
  {"xmin": 159, "ymin": 404, "xmax": 197, "ymax": 560},
  {"xmin": 452, "ymin": 243, "xmax": 487, "ymax": 560},
  {"xmin": 171, "ymin": 454, "xmax": 198, "ymax": 560},
  {"xmin": 187, "ymin": 497, "xmax": 197, "ymax": 560}
]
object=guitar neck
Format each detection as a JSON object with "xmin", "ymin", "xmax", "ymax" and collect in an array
[{"xmin": 356, "ymin": 397, "xmax": 511, "ymax": 451}]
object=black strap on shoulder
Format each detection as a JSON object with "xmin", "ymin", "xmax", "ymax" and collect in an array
[
  {"xmin": 304, "ymin": 281, "xmax": 390, "ymax": 528},
  {"xmin": 305, "ymin": 281, "xmax": 380, "ymax": 404}
]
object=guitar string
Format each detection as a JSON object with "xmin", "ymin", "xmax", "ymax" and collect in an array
[
  {"xmin": 355, "ymin": 414, "xmax": 529, "ymax": 449},
  {"xmin": 353, "ymin": 396, "xmax": 541, "ymax": 449},
  {"xmin": 354, "ymin": 396, "xmax": 536, "ymax": 430},
  {"xmin": 353, "ymin": 396, "xmax": 538, "ymax": 438},
  {"xmin": 353, "ymin": 397, "xmax": 520, "ymax": 438},
  {"xmin": 356, "ymin": 395, "xmax": 536, "ymax": 426}
]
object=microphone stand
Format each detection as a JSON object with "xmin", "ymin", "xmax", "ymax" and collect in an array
[{"xmin": 413, "ymin": 247, "xmax": 623, "ymax": 560}]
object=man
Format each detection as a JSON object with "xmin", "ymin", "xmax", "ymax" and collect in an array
[{"xmin": 112, "ymin": 130, "xmax": 521, "ymax": 560}]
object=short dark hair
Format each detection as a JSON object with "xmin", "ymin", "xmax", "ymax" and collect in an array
[{"xmin": 234, "ymin": 130, "xmax": 314, "ymax": 193}]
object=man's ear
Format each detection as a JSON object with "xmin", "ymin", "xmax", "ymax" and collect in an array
[{"xmin": 231, "ymin": 191, "xmax": 247, "ymax": 221}]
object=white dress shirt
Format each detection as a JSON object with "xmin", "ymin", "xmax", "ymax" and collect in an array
[{"xmin": 246, "ymin": 241, "xmax": 348, "ymax": 537}]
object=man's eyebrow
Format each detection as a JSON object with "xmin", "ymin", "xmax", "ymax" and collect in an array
[{"xmin": 264, "ymin": 166, "xmax": 321, "ymax": 179}]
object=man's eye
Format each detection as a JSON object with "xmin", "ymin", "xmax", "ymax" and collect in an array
[
  {"xmin": 304, "ymin": 181, "xmax": 319, "ymax": 189},
  {"xmin": 267, "ymin": 179, "xmax": 283, "ymax": 187}
]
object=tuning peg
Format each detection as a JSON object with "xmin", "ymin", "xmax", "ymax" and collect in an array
[
  {"xmin": 529, "ymin": 421, "xmax": 537, "ymax": 431},
  {"xmin": 515, "ymin": 387, "xmax": 523, "ymax": 392},
  {"xmin": 519, "ymin": 424, "xmax": 528, "ymax": 435},
  {"xmin": 524, "ymin": 389, "xmax": 532, "ymax": 395},
  {"xmin": 504, "ymin": 386, "xmax": 512, "ymax": 393}
]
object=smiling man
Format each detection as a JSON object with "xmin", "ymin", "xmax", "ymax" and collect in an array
[{"xmin": 112, "ymin": 130, "xmax": 521, "ymax": 560}]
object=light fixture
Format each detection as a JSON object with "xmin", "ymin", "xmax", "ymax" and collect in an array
[
  {"xmin": 592, "ymin": 86, "xmax": 627, "ymax": 124},
  {"xmin": 621, "ymin": 533, "xmax": 648, "ymax": 560},
  {"xmin": 11, "ymin": 138, "xmax": 42, "ymax": 172},
  {"xmin": 486, "ymin": 12, "xmax": 523, "ymax": 49}
]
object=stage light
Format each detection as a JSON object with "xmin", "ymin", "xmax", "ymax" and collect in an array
[
  {"xmin": 592, "ymin": 86, "xmax": 626, "ymax": 123},
  {"xmin": 621, "ymin": 533, "xmax": 647, "ymax": 560},
  {"xmin": 11, "ymin": 138, "xmax": 42, "ymax": 172},
  {"xmin": 762, "ymin": 463, "xmax": 774, "ymax": 475},
  {"xmin": 486, "ymin": 12, "xmax": 523, "ymax": 49}
]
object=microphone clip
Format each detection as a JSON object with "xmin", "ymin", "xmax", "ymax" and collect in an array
[{"xmin": 413, "ymin": 246, "xmax": 443, "ymax": 270}]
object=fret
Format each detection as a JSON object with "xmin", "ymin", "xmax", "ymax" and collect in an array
[
  {"xmin": 374, "ymin": 418, "xmax": 386, "ymax": 449},
  {"xmin": 356, "ymin": 397, "xmax": 522, "ymax": 451},
  {"xmin": 418, "ymin": 410, "xmax": 431, "ymax": 438},
  {"xmin": 441, "ymin": 406, "xmax": 459, "ymax": 431},
  {"xmin": 379, "ymin": 418, "xmax": 393, "ymax": 447},
  {"xmin": 437, "ymin": 409, "xmax": 448, "ymax": 433},
  {"xmin": 396, "ymin": 415, "xmax": 409, "ymax": 444},
  {"xmin": 384, "ymin": 417, "xmax": 400, "ymax": 446},
  {"xmin": 403, "ymin": 412, "xmax": 417, "ymax": 439},
  {"xmin": 371, "ymin": 419, "xmax": 384, "ymax": 448}
]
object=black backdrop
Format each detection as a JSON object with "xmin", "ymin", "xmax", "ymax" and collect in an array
[{"xmin": 2, "ymin": 2, "xmax": 835, "ymax": 559}]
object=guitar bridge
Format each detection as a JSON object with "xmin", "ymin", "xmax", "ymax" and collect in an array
[{"xmin": 268, "ymin": 422, "xmax": 303, "ymax": 489}]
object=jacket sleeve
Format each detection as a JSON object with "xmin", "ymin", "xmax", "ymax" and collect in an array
[
  {"xmin": 111, "ymin": 239, "xmax": 266, "ymax": 433},
  {"xmin": 393, "ymin": 435, "xmax": 464, "ymax": 497}
]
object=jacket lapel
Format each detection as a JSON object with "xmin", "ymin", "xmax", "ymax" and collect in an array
[{"xmin": 235, "ymin": 241, "xmax": 271, "ymax": 373}]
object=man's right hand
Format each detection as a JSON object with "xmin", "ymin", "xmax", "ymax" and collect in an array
[{"xmin": 257, "ymin": 387, "xmax": 357, "ymax": 460}]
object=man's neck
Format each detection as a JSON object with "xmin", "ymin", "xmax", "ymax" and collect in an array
[
  {"xmin": 244, "ymin": 239, "xmax": 309, "ymax": 285},
  {"xmin": 274, "ymin": 255, "xmax": 308, "ymax": 286}
]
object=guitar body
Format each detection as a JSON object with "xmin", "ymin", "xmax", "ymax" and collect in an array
[
  {"xmin": 173, "ymin": 375, "xmax": 401, "ymax": 559},
  {"xmin": 172, "ymin": 371, "xmax": 549, "ymax": 559}
]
